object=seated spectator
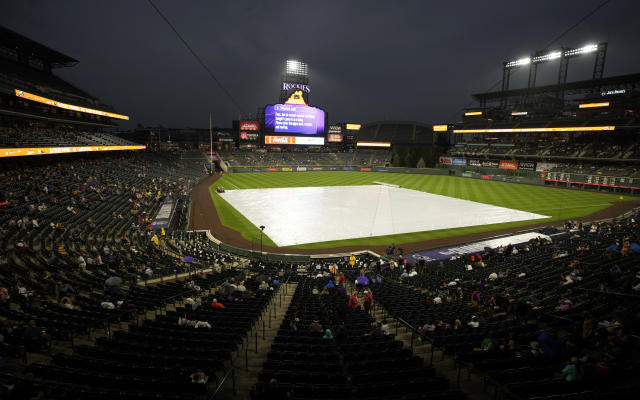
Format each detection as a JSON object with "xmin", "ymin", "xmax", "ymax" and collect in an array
[
  {"xmin": 309, "ymin": 320, "xmax": 323, "ymax": 333},
  {"xmin": 210, "ymin": 298, "xmax": 225, "ymax": 309},
  {"xmin": 468, "ymin": 315, "xmax": 480, "ymax": 328}
]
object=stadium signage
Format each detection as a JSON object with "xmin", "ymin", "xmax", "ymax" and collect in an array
[
  {"xmin": 453, "ymin": 126, "xmax": 615, "ymax": 133},
  {"xmin": 346, "ymin": 124, "xmax": 361, "ymax": 130},
  {"xmin": 356, "ymin": 141, "xmax": 391, "ymax": 148},
  {"xmin": 281, "ymin": 167, "xmax": 293, "ymax": 172},
  {"xmin": 239, "ymin": 120, "xmax": 260, "ymax": 131},
  {"xmin": 14, "ymin": 89, "xmax": 129, "ymax": 120},
  {"xmin": 481, "ymin": 175, "xmax": 493, "ymax": 180},
  {"xmin": 499, "ymin": 160, "xmax": 518, "ymax": 170},
  {"xmin": 240, "ymin": 132, "xmax": 259, "ymax": 140},
  {"xmin": 433, "ymin": 125, "xmax": 448, "ymax": 131},
  {"xmin": 439, "ymin": 157, "xmax": 452, "ymax": 165},
  {"xmin": 312, "ymin": 167, "xmax": 323, "ymax": 171},
  {"xmin": 360, "ymin": 168, "xmax": 372, "ymax": 172},
  {"xmin": 464, "ymin": 111, "xmax": 482, "ymax": 116},
  {"xmin": 328, "ymin": 125, "xmax": 342, "ymax": 134},
  {"xmin": 296, "ymin": 167, "xmax": 307, "ymax": 172},
  {"xmin": 518, "ymin": 161, "xmax": 536, "ymax": 171},
  {"xmin": 264, "ymin": 136, "xmax": 325, "ymax": 145},
  {"xmin": 468, "ymin": 159, "xmax": 481, "ymax": 167},
  {"xmin": 481, "ymin": 160, "xmax": 499, "ymax": 168},
  {"xmin": 282, "ymin": 82, "xmax": 310, "ymax": 93},
  {"xmin": 452, "ymin": 158, "xmax": 466, "ymax": 166},
  {"xmin": 1, "ymin": 145, "xmax": 145, "ymax": 158},
  {"xmin": 327, "ymin": 133, "xmax": 343, "ymax": 142},
  {"xmin": 601, "ymin": 89, "xmax": 625, "ymax": 96},
  {"xmin": 266, "ymin": 168, "xmax": 278, "ymax": 172},
  {"xmin": 536, "ymin": 162, "xmax": 557, "ymax": 172}
]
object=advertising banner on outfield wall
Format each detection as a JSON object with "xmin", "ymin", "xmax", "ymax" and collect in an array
[
  {"xmin": 343, "ymin": 167, "xmax": 354, "ymax": 171},
  {"xmin": 439, "ymin": 157, "xmax": 452, "ymax": 165},
  {"xmin": 536, "ymin": 162, "xmax": 557, "ymax": 172},
  {"xmin": 360, "ymin": 167, "xmax": 372, "ymax": 172},
  {"xmin": 452, "ymin": 158, "xmax": 467, "ymax": 166},
  {"xmin": 481, "ymin": 175, "xmax": 493, "ymax": 180},
  {"xmin": 281, "ymin": 167, "xmax": 293, "ymax": 171},
  {"xmin": 481, "ymin": 160, "xmax": 499, "ymax": 168},
  {"xmin": 266, "ymin": 168, "xmax": 278, "ymax": 172},
  {"xmin": 518, "ymin": 161, "xmax": 537, "ymax": 171},
  {"xmin": 296, "ymin": 167, "xmax": 307, "ymax": 172},
  {"xmin": 468, "ymin": 159, "xmax": 481, "ymax": 167},
  {"xmin": 499, "ymin": 160, "xmax": 518, "ymax": 170},
  {"xmin": 312, "ymin": 167, "xmax": 323, "ymax": 171}
]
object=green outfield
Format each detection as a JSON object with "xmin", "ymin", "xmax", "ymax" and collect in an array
[{"xmin": 208, "ymin": 172, "xmax": 632, "ymax": 249}]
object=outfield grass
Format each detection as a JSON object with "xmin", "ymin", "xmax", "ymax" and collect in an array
[{"xmin": 208, "ymin": 172, "xmax": 632, "ymax": 249}]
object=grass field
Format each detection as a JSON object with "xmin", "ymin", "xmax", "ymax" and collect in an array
[{"xmin": 208, "ymin": 172, "xmax": 632, "ymax": 249}]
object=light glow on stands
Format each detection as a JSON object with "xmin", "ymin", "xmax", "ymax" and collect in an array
[
  {"xmin": 14, "ymin": 89, "xmax": 130, "ymax": 120},
  {"xmin": 346, "ymin": 123, "xmax": 361, "ymax": 130},
  {"xmin": 511, "ymin": 111, "xmax": 528, "ymax": 116},
  {"xmin": 452, "ymin": 126, "xmax": 615, "ymax": 134},
  {"xmin": 464, "ymin": 111, "xmax": 483, "ymax": 116},
  {"xmin": 579, "ymin": 101, "xmax": 610, "ymax": 109},
  {"xmin": 356, "ymin": 141, "xmax": 391, "ymax": 148},
  {"xmin": 564, "ymin": 44, "xmax": 598, "ymax": 56},
  {"xmin": 1, "ymin": 145, "xmax": 146, "ymax": 158},
  {"xmin": 433, "ymin": 125, "xmax": 448, "ymax": 131}
]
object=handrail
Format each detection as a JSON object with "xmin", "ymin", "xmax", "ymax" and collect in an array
[{"xmin": 209, "ymin": 367, "xmax": 235, "ymax": 399}]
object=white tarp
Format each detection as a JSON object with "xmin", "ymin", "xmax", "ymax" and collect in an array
[{"xmin": 218, "ymin": 185, "xmax": 549, "ymax": 247}]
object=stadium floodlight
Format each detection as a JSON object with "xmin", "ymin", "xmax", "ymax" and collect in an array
[
  {"xmin": 532, "ymin": 51, "xmax": 561, "ymax": 63},
  {"xmin": 505, "ymin": 57, "xmax": 531, "ymax": 68},
  {"xmin": 464, "ymin": 111, "xmax": 483, "ymax": 116},
  {"xmin": 511, "ymin": 111, "xmax": 528, "ymax": 116},
  {"xmin": 452, "ymin": 126, "xmax": 615, "ymax": 133},
  {"xmin": 579, "ymin": 101, "xmax": 610, "ymax": 109},
  {"xmin": 285, "ymin": 59, "xmax": 308, "ymax": 76},
  {"xmin": 564, "ymin": 44, "xmax": 598, "ymax": 57}
]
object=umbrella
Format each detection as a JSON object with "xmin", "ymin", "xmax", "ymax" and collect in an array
[
  {"xmin": 182, "ymin": 256, "xmax": 194, "ymax": 263},
  {"xmin": 105, "ymin": 276, "xmax": 122, "ymax": 287},
  {"xmin": 631, "ymin": 243, "xmax": 640, "ymax": 253},
  {"xmin": 607, "ymin": 244, "xmax": 619, "ymax": 251},
  {"xmin": 356, "ymin": 276, "xmax": 370, "ymax": 286}
]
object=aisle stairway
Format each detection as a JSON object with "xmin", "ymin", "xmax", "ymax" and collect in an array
[{"xmin": 214, "ymin": 282, "xmax": 297, "ymax": 400}]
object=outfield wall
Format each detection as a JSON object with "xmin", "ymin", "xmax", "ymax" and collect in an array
[{"xmin": 226, "ymin": 165, "xmax": 545, "ymax": 186}]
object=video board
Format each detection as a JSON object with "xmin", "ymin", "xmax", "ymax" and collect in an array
[{"xmin": 264, "ymin": 104, "xmax": 325, "ymax": 135}]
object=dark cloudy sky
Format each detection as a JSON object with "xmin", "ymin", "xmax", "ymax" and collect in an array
[{"xmin": 2, "ymin": 0, "xmax": 639, "ymax": 129}]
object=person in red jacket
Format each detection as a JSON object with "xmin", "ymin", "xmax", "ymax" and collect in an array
[
  {"xmin": 210, "ymin": 298, "xmax": 225, "ymax": 309},
  {"xmin": 348, "ymin": 294, "xmax": 359, "ymax": 309},
  {"xmin": 338, "ymin": 273, "xmax": 345, "ymax": 286},
  {"xmin": 363, "ymin": 290, "xmax": 374, "ymax": 315}
]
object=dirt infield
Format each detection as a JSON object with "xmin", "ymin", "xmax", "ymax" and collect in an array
[{"xmin": 189, "ymin": 174, "xmax": 639, "ymax": 256}]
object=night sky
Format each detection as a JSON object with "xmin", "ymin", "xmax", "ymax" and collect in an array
[{"xmin": 2, "ymin": 0, "xmax": 639, "ymax": 129}]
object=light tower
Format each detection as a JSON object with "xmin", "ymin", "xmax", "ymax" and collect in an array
[{"xmin": 280, "ymin": 58, "xmax": 310, "ymax": 104}]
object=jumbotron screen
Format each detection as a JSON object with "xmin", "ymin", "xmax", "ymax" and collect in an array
[{"xmin": 264, "ymin": 104, "xmax": 325, "ymax": 135}]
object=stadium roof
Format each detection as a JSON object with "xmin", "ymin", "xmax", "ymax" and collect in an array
[
  {"xmin": 0, "ymin": 25, "xmax": 78, "ymax": 68},
  {"xmin": 473, "ymin": 73, "xmax": 640, "ymax": 101}
]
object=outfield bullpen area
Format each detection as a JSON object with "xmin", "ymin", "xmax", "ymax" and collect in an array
[{"xmin": 189, "ymin": 171, "xmax": 638, "ymax": 254}]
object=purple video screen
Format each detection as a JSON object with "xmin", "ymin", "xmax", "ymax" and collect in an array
[{"xmin": 264, "ymin": 104, "xmax": 325, "ymax": 135}]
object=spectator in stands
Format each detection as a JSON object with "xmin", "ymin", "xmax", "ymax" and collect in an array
[
  {"xmin": 210, "ymin": 298, "xmax": 225, "ymax": 309},
  {"xmin": 363, "ymin": 290, "xmax": 374, "ymax": 315},
  {"xmin": 23, "ymin": 320, "xmax": 50, "ymax": 350},
  {"xmin": 348, "ymin": 293, "xmax": 359, "ymax": 309},
  {"xmin": 309, "ymin": 319, "xmax": 323, "ymax": 333},
  {"xmin": 468, "ymin": 315, "xmax": 480, "ymax": 328},
  {"xmin": 561, "ymin": 357, "xmax": 582, "ymax": 382}
]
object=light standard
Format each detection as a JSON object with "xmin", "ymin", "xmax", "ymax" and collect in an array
[{"xmin": 259, "ymin": 225, "xmax": 265, "ymax": 259}]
